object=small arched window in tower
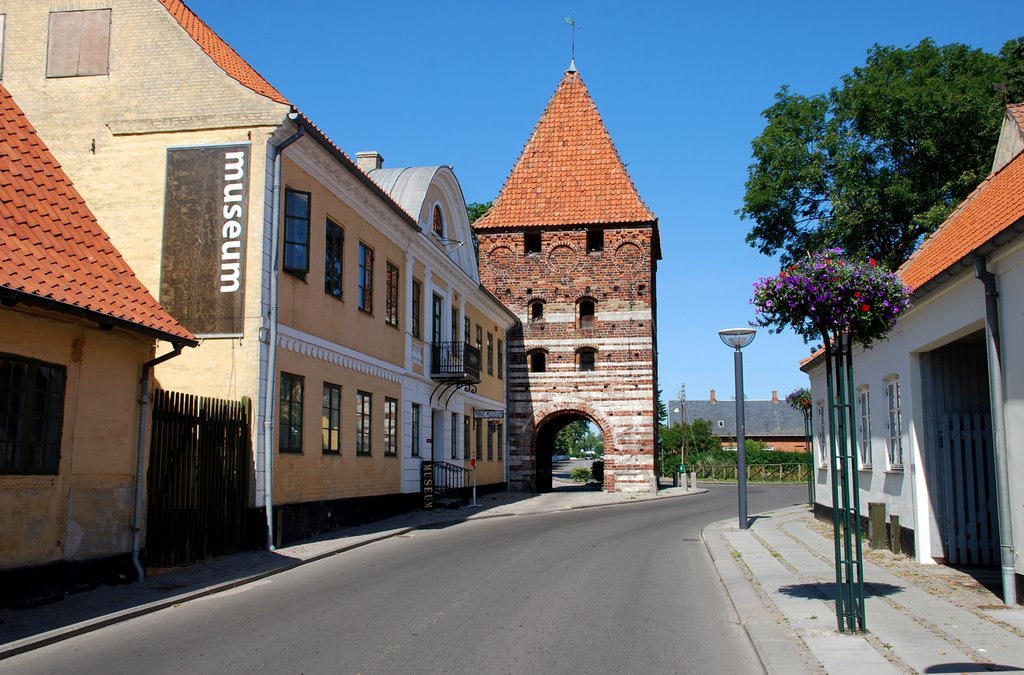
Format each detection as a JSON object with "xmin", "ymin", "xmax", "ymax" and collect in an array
[
  {"xmin": 577, "ymin": 347, "xmax": 596, "ymax": 372},
  {"xmin": 578, "ymin": 299, "xmax": 596, "ymax": 329},
  {"xmin": 529, "ymin": 300, "xmax": 544, "ymax": 322},
  {"xmin": 432, "ymin": 205, "xmax": 444, "ymax": 237},
  {"xmin": 586, "ymin": 228, "xmax": 604, "ymax": 253},
  {"xmin": 529, "ymin": 349, "xmax": 547, "ymax": 373}
]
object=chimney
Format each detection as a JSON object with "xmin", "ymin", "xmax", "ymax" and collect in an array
[
  {"xmin": 772, "ymin": 390, "xmax": 778, "ymax": 403},
  {"xmin": 710, "ymin": 389, "xmax": 716, "ymax": 403},
  {"xmin": 356, "ymin": 151, "xmax": 383, "ymax": 173}
]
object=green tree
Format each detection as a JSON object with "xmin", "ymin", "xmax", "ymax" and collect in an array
[
  {"xmin": 554, "ymin": 420, "xmax": 589, "ymax": 457},
  {"xmin": 467, "ymin": 201, "xmax": 492, "ymax": 224},
  {"xmin": 741, "ymin": 38, "xmax": 1024, "ymax": 269}
]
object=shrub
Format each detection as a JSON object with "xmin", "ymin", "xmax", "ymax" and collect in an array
[{"xmin": 570, "ymin": 467, "xmax": 592, "ymax": 482}]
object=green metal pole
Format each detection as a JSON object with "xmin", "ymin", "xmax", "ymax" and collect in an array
[
  {"xmin": 823, "ymin": 339, "xmax": 846, "ymax": 632},
  {"xmin": 804, "ymin": 409, "xmax": 814, "ymax": 505},
  {"xmin": 845, "ymin": 335, "xmax": 866, "ymax": 631},
  {"xmin": 833, "ymin": 334, "xmax": 855, "ymax": 632}
]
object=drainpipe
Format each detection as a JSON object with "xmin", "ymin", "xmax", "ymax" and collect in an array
[
  {"xmin": 264, "ymin": 119, "xmax": 305, "ymax": 551},
  {"xmin": 975, "ymin": 256, "xmax": 1017, "ymax": 606},
  {"xmin": 132, "ymin": 343, "xmax": 186, "ymax": 582}
]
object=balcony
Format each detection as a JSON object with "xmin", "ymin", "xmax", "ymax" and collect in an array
[{"xmin": 430, "ymin": 341, "xmax": 481, "ymax": 384}]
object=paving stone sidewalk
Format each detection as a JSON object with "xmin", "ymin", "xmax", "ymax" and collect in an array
[
  {"xmin": 704, "ymin": 505, "xmax": 1024, "ymax": 674},
  {"xmin": 0, "ymin": 484, "xmax": 699, "ymax": 659}
]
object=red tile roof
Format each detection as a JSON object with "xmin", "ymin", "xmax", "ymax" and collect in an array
[
  {"xmin": 159, "ymin": 0, "xmax": 288, "ymax": 105},
  {"xmin": 474, "ymin": 68, "xmax": 656, "ymax": 229},
  {"xmin": 899, "ymin": 149, "xmax": 1024, "ymax": 291},
  {"xmin": 1008, "ymin": 103, "xmax": 1024, "ymax": 134},
  {"xmin": 0, "ymin": 84, "xmax": 195, "ymax": 344}
]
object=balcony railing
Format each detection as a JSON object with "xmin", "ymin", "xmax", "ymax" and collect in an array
[{"xmin": 430, "ymin": 341, "xmax": 481, "ymax": 383}]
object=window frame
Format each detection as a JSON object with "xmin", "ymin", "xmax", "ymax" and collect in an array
[
  {"xmin": 578, "ymin": 298, "xmax": 596, "ymax": 329},
  {"xmin": 586, "ymin": 228, "xmax": 604, "ymax": 253},
  {"xmin": 279, "ymin": 372, "xmax": 304, "ymax": 454},
  {"xmin": 432, "ymin": 205, "xmax": 444, "ymax": 237},
  {"xmin": 475, "ymin": 417, "xmax": 483, "ymax": 460},
  {"xmin": 486, "ymin": 332, "xmax": 494, "ymax": 375},
  {"xmin": 432, "ymin": 293, "xmax": 444, "ymax": 343},
  {"xmin": 816, "ymin": 400, "xmax": 827, "ymax": 468},
  {"xmin": 487, "ymin": 421, "xmax": 494, "ymax": 460},
  {"xmin": 322, "ymin": 382, "xmax": 341, "ymax": 455},
  {"xmin": 497, "ymin": 339, "xmax": 504, "ymax": 380},
  {"xmin": 524, "ymin": 232, "xmax": 541, "ymax": 255},
  {"xmin": 496, "ymin": 422, "xmax": 504, "ymax": 461},
  {"xmin": 450, "ymin": 412, "xmax": 458, "ymax": 460},
  {"xmin": 0, "ymin": 353, "xmax": 66, "ymax": 475},
  {"xmin": 324, "ymin": 218, "xmax": 344, "ymax": 300},
  {"xmin": 411, "ymin": 279, "xmax": 422, "ymax": 339},
  {"xmin": 356, "ymin": 390, "xmax": 372, "ymax": 456},
  {"xmin": 857, "ymin": 386, "xmax": 872, "ymax": 469},
  {"xmin": 357, "ymin": 243, "xmax": 374, "ymax": 313},
  {"xmin": 463, "ymin": 415, "xmax": 471, "ymax": 460},
  {"xmin": 411, "ymin": 403, "xmax": 421, "ymax": 458},
  {"xmin": 885, "ymin": 377, "xmax": 903, "ymax": 470},
  {"xmin": 384, "ymin": 397, "xmax": 398, "ymax": 457},
  {"xmin": 578, "ymin": 347, "xmax": 596, "ymax": 372},
  {"xmin": 529, "ymin": 349, "xmax": 546, "ymax": 373},
  {"xmin": 385, "ymin": 261, "xmax": 400, "ymax": 328},
  {"xmin": 529, "ymin": 300, "xmax": 544, "ymax": 322},
  {"xmin": 283, "ymin": 189, "xmax": 311, "ymax": 280}
]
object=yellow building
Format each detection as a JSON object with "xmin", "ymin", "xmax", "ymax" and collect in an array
[
  {"xmin": 0, "ymin": 0, "xmax": 514, "ymax": 549},
  {"xmin": 0, "ymin": 83, "xmax": 196, "ymax": 604}
]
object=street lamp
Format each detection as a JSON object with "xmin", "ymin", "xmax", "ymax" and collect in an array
[{"xmin": 719, "ymin": 327, "xmax": 756, "ymax": 530}]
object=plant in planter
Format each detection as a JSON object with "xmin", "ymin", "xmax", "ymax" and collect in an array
[{"xmin": 752, "ymin": 249, "xmax": 912, "ymax": 633}]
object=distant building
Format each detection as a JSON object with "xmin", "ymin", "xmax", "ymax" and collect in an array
[{"xmin": 668, "ymin": 390, "xmax": 807, "ymax": 452}]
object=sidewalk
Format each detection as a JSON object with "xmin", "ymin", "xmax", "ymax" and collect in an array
[
  {"xmin": 0, "ymin": 483, "xmax": 700, "ymax": 659},
  {"xmin": 704, "ymin": 505, "xmax": 1024, "ymax": 674}
]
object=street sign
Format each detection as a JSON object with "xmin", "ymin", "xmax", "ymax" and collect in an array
[{"xmin": 473, "ymin": 409, "xmax": 504, "ymax": 419}]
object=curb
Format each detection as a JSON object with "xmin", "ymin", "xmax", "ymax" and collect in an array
[{"xmin": 1, "ymin": 487, "xmax": 706, "ymax": 659}]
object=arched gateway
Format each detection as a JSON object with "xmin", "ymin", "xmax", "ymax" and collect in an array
[{"xmin": 475, "ymin": 64, "xmax": 661, "ymax": 493}]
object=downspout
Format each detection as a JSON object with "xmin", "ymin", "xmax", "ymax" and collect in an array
[
  {"xmin": 974, "ymin": 256, "xmax": 1017, "ymax": 606},
  {"xmin": 264, "ymin": 119, "xmax": 305, "ymax": 551},
  {"xmin": 132, "ymin": 343, "xmax": 186, "ymax": 582}
]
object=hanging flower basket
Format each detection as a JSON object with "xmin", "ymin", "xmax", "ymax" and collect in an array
[
  {"xmin": 751, "ymin": 248, "xmax": 912, "ymax": 347},
  {"xmin": 785, "ymin": 387, "xmax": 812, "ymax": 413}
]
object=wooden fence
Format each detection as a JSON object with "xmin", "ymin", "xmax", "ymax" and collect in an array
[{"xmin": 695, "ymin": 463, "xmax": 810, "ymax": 483}]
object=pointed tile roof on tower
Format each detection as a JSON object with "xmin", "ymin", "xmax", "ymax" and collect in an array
[
  {"xmin": 474, "ymin": 67, "xmax": 656, "ymax": 229},
  {"xmin": 0, "ymin": 83, "xmax": 196, "ymax": 345}
]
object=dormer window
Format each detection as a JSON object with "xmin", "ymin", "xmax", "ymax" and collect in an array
[
  {"xmin": 432, "ymin": 205, "xmax": 444, "ymax": 237},
  {"xmin": 578, "ymin": 299, "xmax": 595, "ymax": 329},
  {"xmin": 529, "ymin": 300, "xmax": 544, "ymax": 322}
]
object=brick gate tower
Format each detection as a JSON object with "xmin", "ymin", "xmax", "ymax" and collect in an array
[{"xmin": 475, "ymin": 64, "xmax": 661, "ymax": 493}]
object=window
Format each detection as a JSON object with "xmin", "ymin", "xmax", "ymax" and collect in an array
[
  {"xmin": 578, "ymin": 348, "xmax": 596, "ymax": 372},
  {"xmin": 322, "ymin": 383, "xmax": 341, "ymax": 454},
  {"xmin": 463, "ymin": 415, "xmax": 471, "ymax": 460},
  {"xmin": 586, "ymin": 228, "xmax": 604, "ymax": 253},
  {"xmin": 497, "ymin": 422, "xmax": 504, "ymax": 460},
  {"xmin": 450, "ymin": 412, "xmax": 458, "ymax": 460},
  {"xmin": 475, "ymin": 417, "xmax": 483, "ymax": 460},
  {"xmin": 487, "ymin": 333, "xmax": 494, "ymax": 375},
  {"xmin": 524, "ymin": 232, "xmax": 541, "ymax": 255},
  {"xmin": 885, "ymin": 377, "xmax": 903, "ymax": 469},
  {"xmin": 432, "ymin": 205, "xmax": 444, "ymax": 237},
  {"xmin": 0, "ymin": 354, "xmax": 65, "ymax": 475},
  {"xmin": 284, "ymin": 190, "xmax": 311, "ymax": 279},
  {"xmin": 464, "ymin": 316, "xmax": 471, "ymax": 343},
  {"xmin": 411, "ymin": 280, "xmax": 422, "ymax": 339},
  {"xmin": 529, "ymin": 350, "xmax": 546, "ymax": 373},
  {"xmin": 385, "ymin": 262, "xmax": 400, "ymax": 328},
  {"xmin": 385, "ymin": 397, "xmax": 398, "ymax": 456},
  {"xmin": 356, "ymin": 391, "xmax": 372, "ymax": 455},
  {"xmin": 529, "ymin": 300, "xmax": 544, "ymax": 321},
  {"xmin": 816, "ymin": 401, "xmax": 827, "ymax": 468},
  {"xmin": 432, "ymin": 293, "xmax": 444, "ymax": 342},
  {"xmin": 358, "ymin": 243, "xmax": 374, "ymax": 312},
  {"xmin": 279, "ymin": 372, "xmax": 303, "ymax": 454},
  {"xmin": 47, "ymin": 9, "xmax": 111, "ymax": 77},
  {"xmin": 579, "ymin": 299, "xmax": 596, "ymax": 328},
  {"xmin": 324, "ymin": 219, "xmax": 344, "ymax": 299},
  {"xmin": 857, "ymin": 386, "xmax": 872, "ymax": 469},
  {"xmin": 475, "ymin": 325, "xmax": 483, "ymax": 354},
  {"xmin": 487, "ymin": 422, "xmax": 494, "ymax": 460},
  {"xmin": 497, "ymin": 339, "xmax": 504, "ymax": 380},
  {"xmin": 451, "ymin": 306, "xmax": 459, "ymax": 345},
  {"xmin": 411, "ymin": 403, "xmax": 421, "ymax": 457}
]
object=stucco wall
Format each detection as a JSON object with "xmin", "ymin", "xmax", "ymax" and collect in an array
[{"xmin": 0, "ymin": 307, "xmax": 151, "ymax": 569}]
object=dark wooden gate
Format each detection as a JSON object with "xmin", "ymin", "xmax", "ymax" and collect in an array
[{"xmin": 145, "ymin": 389, "xmax": 251, "ymax": 568}]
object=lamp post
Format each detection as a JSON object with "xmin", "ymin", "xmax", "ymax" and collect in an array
[{"xmin": 719, "ymin": 328, "xmax": 756, "ymax": 530}]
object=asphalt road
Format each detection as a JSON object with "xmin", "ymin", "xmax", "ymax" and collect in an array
[{"xmin": 3, "ymin": 485, "xmax": 806, "ymax": 675}]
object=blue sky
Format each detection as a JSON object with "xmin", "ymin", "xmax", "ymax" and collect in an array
[{"xmin": 187, "ymin": 0, "xmax": 1017, "ymax": 403}]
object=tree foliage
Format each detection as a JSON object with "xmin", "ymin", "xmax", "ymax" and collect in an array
[
  {"xmin": 467, "ymin": 201, "xmax": 493, "ymax": 224},
  {"xmin": 554, "ymin": 420, "xmax": 601, "ymax": 457},
  {"xmin": 741, "ymin": 38, "xmax": 1024, "ymax": 269}
]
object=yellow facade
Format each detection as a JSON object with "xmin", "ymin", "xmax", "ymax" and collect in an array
[{"xmin": 0, "ymin": 307, "xmax": 152, "ymax": 568}]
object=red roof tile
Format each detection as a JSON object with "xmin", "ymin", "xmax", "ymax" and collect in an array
[
  {"xmin": 899, "ymin": 149, "xmax": 1024, "ymax": 291},
  {"xmin": 159, "ymin": 0, "xmax": 288, "ymax": 105},
  {"xmin": 1008, "ymin": 103, "xmax": 1024, "ymax": 135},
  {"xmin": 0, "ymin": 84, "xmax": 195, "ymax": 344},
  {"xmin": 474, "ymin": 68, "xmax": 656, "ymax": 229}
]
